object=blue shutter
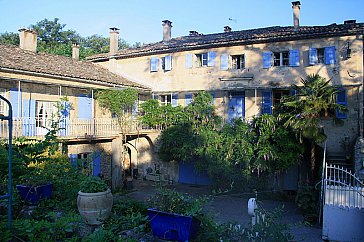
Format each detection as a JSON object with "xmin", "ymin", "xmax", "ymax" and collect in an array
[
  {"xmin": 69, "ymin": 154, "xmax": 78, "ymax": 167},
  {"xmin": 336, "ymin": 89, "xmax": 347, "ymax": 119},
  {"xmin": 325, "ymin": 46, "xmax": 336, "ymax": 65},
  {"xmin": 210, "ymin": 92, "xmax": 216, "ymax": 105},
  {"xmin": 165, "ymin": 55, "xmax": 172, "ymax": 71},
  {"xmin": 59, "ymin": 101, "xmax": 71, "ymax": 137},
  {"xmin": 172, "ymin": 93, "xmax": 178, "ymax": 107},
  {"xmin": 185, "ymin": 53, "xmax": 193, "ymax": 68},
  {"xmin": 220, "ymin": 54, "xmax": 229, "ymax": 70},
  {"xmin": 78, "ymin": 94, "xmax": 92, "ymax": 119},
  {"xmin": 289, "ymin": 49, "xmax": 300, "ymax": 67},
  {"xmin": 207, "ymin": 51, "xmax": 216, "ymax": 67},
  {"xmin": 262, "ymin": 91, "xmax": 272, "ymax": 115},
  {"xmin": 92, "ymin": 151, "xmax": 101, "ymax": 177},
  {"xmin": 22, "ymin": 99, "xmax": 36, "ymax": 136},
  {"xmin": 185, "ymin": 93, "xmax": 193, "ymax": 106},
  {"xmin": 150, "ymin": 57, "xmax": 158, "ymax": 72},
  {"xmin": 132, "ymin": 101, "xmax": 138, "ymax": 117},
  {"xmin": 9, "ymin": 88, "xmax": 21, "ymax": 118},
  {"xmin": 309, "ymin": 48, "xmax": 317, "ymax": 65},
  {"xmin": 263, "ymin": 52, "xmax": 271, "ymax": 69}
]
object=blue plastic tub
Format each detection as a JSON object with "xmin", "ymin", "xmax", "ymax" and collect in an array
[
  {"xmin": 148, "ymin": 208, "xmax": 200, "ymax": 241},
  {"xmin": 16, "ymin": 183, "xmax": 53, "ymax": 204}
]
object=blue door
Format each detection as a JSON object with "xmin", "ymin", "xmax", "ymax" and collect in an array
[
  {"xmin": 228, "ymin": 92, "xmax": 245, "ymax": 123},
  {"xmin": 178, "ymin": 161, "xmax": 212, "ymax": 185}
]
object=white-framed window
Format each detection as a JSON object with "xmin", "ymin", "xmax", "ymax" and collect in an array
[
  {"xmin": 309, "ymin": 46, "xmax": 335, "ymax": 65},
  {"xmin": 0, "ymin": 88, "xmax": 7, "ymax": 116},
  {"xmin": 160, "ymin": 95, "xmax": 171, "ymax": 106},
  {"xmin": 161, "ymin": 55, "xmax": 172, "ymax": 71},
  {"xmin": 35, "ymin": 101, "xmax": 57, "ymax": 128},
  {"xmin": 196, "ymin": 53, "xmax": 208, "ymax": 66},
  {"xmin": 273, "ymin": 51, "xmax": 289, "ymax": 66},
  {"xmin": 196, "ymin": 51, "xmax": 216, "ymax": 67},
  {"xmin": 232, "ymin": 54, "xmax": 245, "ymax": 69}
]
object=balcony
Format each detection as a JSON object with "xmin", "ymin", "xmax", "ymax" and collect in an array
[{"xmin": 0, "ymin": 117, "xmax": 147, "ymax": 140}]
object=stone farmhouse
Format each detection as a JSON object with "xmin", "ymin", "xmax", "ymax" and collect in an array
[{"xmin": 1, "ymin": 1, "xmax": 364, "ymax": 187}]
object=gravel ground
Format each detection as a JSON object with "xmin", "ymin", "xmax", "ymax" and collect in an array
[{"xmin": 124, "ymin": 179, "xmax": 322, "ymax": 242}]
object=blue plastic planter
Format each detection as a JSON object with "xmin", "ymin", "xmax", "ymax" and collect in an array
[
  {"xmin": 148, "ymin": 208, "xmax": 200, "ymax": 242},
  {"xmin": 16, "ymin": 183, "xmax": 53, "ymax": 204}
]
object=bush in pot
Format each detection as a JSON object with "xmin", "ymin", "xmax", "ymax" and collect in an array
[{"xmin": 77, "ymin": 176, "xmax": 113, "ymax": 225}]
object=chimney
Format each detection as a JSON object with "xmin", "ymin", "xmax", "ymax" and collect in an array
[
  {"xmin": 72, "ymin": 43, "xmax": 80, "ymax": 61},
  {"xmin": 224, "ymin": 26, "xmax": 232, "ymax": 33},
  {"xmin": 109, "ymin": 27, "xmax": 119, "ymax": 56},
  {"xmin": 344, "ymin": 20, "xmax": 356, "ymax": 25},
  {"xmin": 18, "ymin": 28, "xmax": 37, "ymax": 52},
  {"xmin": 162, "ymin": 20, "xmax": 172, "ymax": 41},
  {"xmin": 189, "ymin": 30, "xmax": 199, "ymax": 36},
  {"xmin": 292, "ymin": 1, "xmax": 301, "ymax": 30}
]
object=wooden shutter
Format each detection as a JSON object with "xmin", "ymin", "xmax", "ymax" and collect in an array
[
  {"xmin": 261, "ymin": 91, "xmax": 272, "ymax": 115},
  {"xmin": 172, "ymin": 93, "xmax": 178, "ymax": 107},
  {"xmin": 58, "ymin": 101, "xmax": 71, "ymax": 137},
  {"xmin": 309, "ymin": 48, "xmax": 317, "ymax": 65},
  {"xmin": 185, "ymin": 53, "xmax": 193, "ymax": 68},
  {"xmin": 22, "ymin": 99, "xmax": 36, "ymax": 136},
  {"xmin": 325, "ymin": 46, "xmax": 336, "ymax": 65},
  {"xmin": 165, "ymin": 55, "xmax": 172, "ymax": 71},
  {"xmin": 78, "ymin": 94, "xmax": 92, "ymax": 119},
  {"xmin": 336, "ymin": 89, "xmax": 347, "ymax": 119},
  {"xmin": 220, "ymin": 54, "xmax": 229, "ymax": 70},
  {"xmin": 289, "ymin": 49, "xmax": 300, "ymax": 67},
  {"xmin": 185, "ymin": 93, "xmax": 193, "ymax": 106},
  {"xmin": 263, "ymin": 52, "xmax": 271, "ymax": 69},
  {"xmin": 207, "ymin": 51, "xmax": 216, "ymax": 67},
  {"xmin": 150, "ymin": 57, "xmax": 159, "ymax": 72}
]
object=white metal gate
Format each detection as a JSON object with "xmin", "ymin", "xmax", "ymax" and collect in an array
[{"xmin": 322, "ymin": 162, "xmax": 364, "ymax": 241}]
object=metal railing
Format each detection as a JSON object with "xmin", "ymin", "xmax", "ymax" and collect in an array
[{"xmin": 0, "ymin": 117, "xmax": 146, "ymax": 139}]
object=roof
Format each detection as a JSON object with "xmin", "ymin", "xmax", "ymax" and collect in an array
[
  {"xmin": 0, "ymin": 44, "xmax": 149, "ymax": 90},
  {"xmin": 88, "ymin": 22, "xmax": 364, "ymax": 61}
]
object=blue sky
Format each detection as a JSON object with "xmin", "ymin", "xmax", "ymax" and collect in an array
[{"xmin": 1, "ymin": 0, "xmax": 364, "ymax": 45}]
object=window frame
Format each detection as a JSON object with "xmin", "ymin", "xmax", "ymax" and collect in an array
[
  {"xmin": 231, "ymin": 54, "xmax": 245, "ymax": 70},
  {"xmin": 273, "ymin": 51, "xmax": 289, "ymax": 67},
  {"xmin": 160, "ymin": 94, "xmax": 172, "ymax": 106},
  {"xmin": 0, "ymin": 88, "xmax": 7, "ymax": 116}
]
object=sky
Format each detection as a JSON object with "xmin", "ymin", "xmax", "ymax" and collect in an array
[{"xmin": 1, "ymin": 0, "xmax": 364, "ymax": 45}]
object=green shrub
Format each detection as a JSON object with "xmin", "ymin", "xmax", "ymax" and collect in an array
[{"xmin": 79, "ymin": 176, "xmax": 108, "ymax": 193}]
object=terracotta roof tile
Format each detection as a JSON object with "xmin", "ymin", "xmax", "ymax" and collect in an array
[
  {"xmin": 88, "ymin": 23, "xmax": 364, "ymax": 61},
  {"xmin": 0, "ymin": 44, "xmax": 148, "ymax": 89}
]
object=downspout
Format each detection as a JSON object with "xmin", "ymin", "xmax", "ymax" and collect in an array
[{"xmin": 17, "ymin": 80, "xmax": 21, "ymax": 117}]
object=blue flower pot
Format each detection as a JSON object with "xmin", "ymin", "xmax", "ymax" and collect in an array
[
  {"xmin": 16, "ymin": 183, "xmax": 53, "ymax": 204},
  {"xmin": 148, "ymin": 208, "xmax": 200, "ymax": 242}
]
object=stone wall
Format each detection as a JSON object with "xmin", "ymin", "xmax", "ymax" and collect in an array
[{"xmin": 354, "ymin": 137, "xmax": 364, "ymax": 180}]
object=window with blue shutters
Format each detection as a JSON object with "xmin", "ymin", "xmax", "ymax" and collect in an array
[
  {"xmin": 9, "ymin": 88, "xmax": 21, "ymax": 118},
  {"xmin": 185, "ymin": 54, "xmax": 193, "ymax": 68},
  {"xmin": 172, "ymin": 93, "xmax": 178, "ymax": 107},
  {"xmin": 262, "ymin": 91, "xmax": 272, "ymax": 115},
  {"xmin": 196, "ymin": 52, "xmax": 215, "ymax": 67},
  {"xmin": 185, "ymin": 93, "xmax": 193, "ymax": 106},
  {"xmin": 325, "ymin": 46, "xmax": 336, "ymax": 65},
  {"xmin": 263, "ymin": 52, "xmax": 271, "ymax": 69},
  {"xmin": 289, "ymin": 49, "xmax": 300, "ymax": 67},
  {"xmin": 336, "ymin": 89, "xmax": 347, "ymax": 119},
  {"xmin": 220, "ymin": 54, "xmax": 229, "ymax": 70},
  {"xmin": 150, "ymin": 57, "xmax": 159, "ymax": 72}
]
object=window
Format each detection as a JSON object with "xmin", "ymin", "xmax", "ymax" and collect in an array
[
  {"xmin": 336, "ymin": 89, "xmax": 347, "ymax": 119},
  {"xmin": 273, "ymin": 90, "xmax": 289, "ymax": 113},
  {"xmin": 196, "ymin": 53, "xmax": 208, "ymax": 66},
  {"xmin": 171, "ymin": 93, "xmax": 178, "ymax": 107},
  {"xmin": 0, "ymin": 88, "xmax": 6, "ymax": 116},
  {"xmin": 185, "ymin": 93, "xmax": 193, "ymax": 106},
  {"xmin": 162, "ymin": 55, "xmax": 172, "ymax": 71},
  {"xmin": 160, "ymin": 95, "xmax": 171, "ymax": 106},
  {"xmin": 273, "ymin": 51, "xmax": 289, "ymax": 66},
  {"xmin": 232, "ymin": 55, "xmax": 245, "ymax": 69},
  {"xmin": 36, "ymin": 101, "xmax": 57, "ymax": 128},
  {"xmin": 196, "ymin": 51, "xmax": 216, "ymax": 67},
  {"xmin": 309, "ymin": 46, "xmax": 336, "ymax": 65},
  {"xmin": 150, "ymin": 57, "xmax": 159, "ymax": 72},
  {"xmin": 261, "ymin": 91, "xmax": 272, "ymax": 115}
]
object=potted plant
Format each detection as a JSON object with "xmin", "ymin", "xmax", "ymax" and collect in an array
[
  {"xmin": 16, "ymin": 165, "xmax": 53, "ymax": 205},
  {"xmin": 147, "ymin": 187, "xmax": 205, "ymax": 241},
  {"xmin": 77, "ymin": 176, "xmax": 113, "ymax": 225}
]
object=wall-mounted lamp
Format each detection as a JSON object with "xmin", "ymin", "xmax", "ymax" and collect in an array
[{"xmin": 346, "ymin": 42, "xmax": 351, "ymax": 59}]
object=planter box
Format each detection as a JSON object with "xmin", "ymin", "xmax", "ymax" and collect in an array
[
  {"xmin": 148, "ymin": 208, "xmax": 200, "ymax": 242},
  {"xmin": 16, "ymin": 183, "xmax": 53, "ymax": 204}
]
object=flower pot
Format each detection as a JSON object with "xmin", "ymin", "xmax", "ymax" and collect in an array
[
  {"xmin": 77, "ymin": 189, "xmax": 113, "ymax": 225},
  {"xmin": 16, "ymin": 183, "xmax": 53, "ymax": 204},
  {"xmin": 148, "ymin": 208, "xmax": 200, "ymax": 242}
]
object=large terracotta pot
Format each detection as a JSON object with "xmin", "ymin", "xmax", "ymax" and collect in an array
[{"xmin": 77, "ymin": 189, "xmax": 113, "ymax": 225}]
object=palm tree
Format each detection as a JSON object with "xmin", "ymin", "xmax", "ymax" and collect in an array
[{"xmin": 281, "ymin": 74, "xmax": 346, "ymax": 183}]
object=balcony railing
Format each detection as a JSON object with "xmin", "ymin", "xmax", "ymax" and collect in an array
[{"xmin": 0, "ymin": 117, "xmax": 144, "ymax": 139}]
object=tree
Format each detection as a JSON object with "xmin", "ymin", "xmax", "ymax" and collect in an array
[
  {"xmin": 0, "ymin": 32, "xmax": 19, "ymax": 45},
  {"xmin": 281, "ymin": 74, "xmax": 346, "ymax": 183}
]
